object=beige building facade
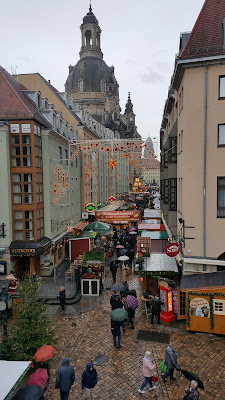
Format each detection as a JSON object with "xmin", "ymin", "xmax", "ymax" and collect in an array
[{"xmin": 160, "ymin": 0, "xmax": 225, "ymax": 274}]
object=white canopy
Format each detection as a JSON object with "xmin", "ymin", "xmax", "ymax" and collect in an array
[{"xmin": 0, "ymin": 361, "xmax": 30, "ymax": 400}]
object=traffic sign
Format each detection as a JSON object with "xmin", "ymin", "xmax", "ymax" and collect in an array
[{"xmin": 166, "ymin": 243, "xmax": 180, "ymax": 257}]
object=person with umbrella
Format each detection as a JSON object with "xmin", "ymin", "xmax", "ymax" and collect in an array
[
  {"xmin": 55, "ymin": 357, "xmax": 75, "ymax": 400},
  {"xmin": 162, "ymin": 342, "xmax": 180, "ymax": 383},
  {"xmin": 183, "ymin": 380, "xmax": 199, "ymax": 400},
  {"xmin": 126, "ymin": 295, "xmax": 138, "ymax": 330},
  {"xmin": 110, "ymin": 308, "xmax": 128, "ymax": 348}
]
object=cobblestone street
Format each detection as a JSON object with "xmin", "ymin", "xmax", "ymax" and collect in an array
[{"xmin": 44, "ymin": 270, "xmax": 225, "ymax": 400}]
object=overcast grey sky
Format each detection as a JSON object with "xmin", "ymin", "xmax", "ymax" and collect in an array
[{"xmin": 1, "ymin": 0, "xmax": 204, "ymax": 147}]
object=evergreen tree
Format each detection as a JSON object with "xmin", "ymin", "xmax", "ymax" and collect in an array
[{"xmin": 5, "ymin": 277, "xmax": 56, "ymax": 360}]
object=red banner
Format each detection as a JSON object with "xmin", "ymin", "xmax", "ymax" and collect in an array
[{"xmin": 95, "ymin": 210, "xmax": 141, "ymax": 223}]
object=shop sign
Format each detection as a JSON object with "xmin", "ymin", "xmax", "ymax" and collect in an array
[
  {"xmin": 11, "ymin": 248, "xmax": 36, "ymax": 256},
  {"xmin": 86, "ymin": 203, "xmax": 96, "ymax": 213},
  {"xmin": 95, "ymin": 210, "xmax": 141, "ymax": 222},
  {"xmin": 82, "ymin": 212, "xmax": 89, "ymax": 220},
  {"xmin": 109, "ymin": 196, "xmax": 116, "ymax": 203},
  {"xmin": 166, "ymin": 243, "xmax": 180, "ymax": 257},
  {"xmin": 10, "ymin": 124, "xmax": 19, "ymax": 133},
  {"xmin": 21, "ymin": 124, "xmax": 31, "ymax": 133},
  {"xmin": 190, "ymin": 297, "xmax": 210, "ymax": 318}
]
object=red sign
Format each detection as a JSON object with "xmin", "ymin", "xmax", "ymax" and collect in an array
[
  {"xmin": 166, "ymin": 243, "xmax": 180, "ymax": 257},
  {"xmin": 95, "ymin": 210, "xmax": 141, "ymax": 222},
  {"xmin": 109, "ymin": 196, "xmax": 116, "ymax": 203}
]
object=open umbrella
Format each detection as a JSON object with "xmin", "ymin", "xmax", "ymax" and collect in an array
[
  {"xmin": 27, "ymin": 368, "xmax": 48, "ymax": 390},
  {"xmin": 129, "ymin": 231, "xmax": 137, "ymax": 235},
  {"xmin": 116, "ymin": 245, "xmax": 125, "ymax": 249},
  {"xmin": 181, "ymin": 370, "xmax": 204, "ymax": 390},
  {"xmin": 111, "ymin": 283, "xmax": 126, "ymax": 292},
  {"xmin": 126, "ymin": 295, "xmax": 138, "ymax": 310},
  {"xmin": 111, "ymin": 308, "xmax": 128, "ymax": 321},
  {"xmin": 34, "ymin": 345, "xmax": 55, "ymax": 363},
  {"xmin": 118, "ymin": 255, "xmax": 129, "ymax": 261},
  {"xmin": 12, "ymin": 385, "xmax": 44, "ymax": 400},
  {"xmin": 129, "ymin": 228, "xmax": 137, "ymax": 231},
  {"xmin": 83, "ymin": 221, "xmax": 111, "ymax": 233}
]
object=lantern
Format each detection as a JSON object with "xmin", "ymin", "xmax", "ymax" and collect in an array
[{"xmin": 140, "ymin": 277, "xmax": 143, "ymax": 283}]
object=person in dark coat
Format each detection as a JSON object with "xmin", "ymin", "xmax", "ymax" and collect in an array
[
  {"xmin": 183, "ymin": 380, "xmax": 199, "ymax": 400},
  {"xmin": 55, "ymin": 357, "xmax": 75, "ymax": 400},
  {"xmin": 111, "ymin": 319, "xmax": 122, "ymax": 348},
  {"xmin": 110, "ymin": 291, "xmax": 119, "ymax": 310},
  {"xmin": 162, "ymin": 343, "xmax": 180, "ymax": 382},
  {"xmin": 127, "ymin": 307, "xmax": 135, "ymax": 329},
  {"xmin": 110, "ymin": 260, "xmax": 117, "ymax": 282},
  {"xmin": 81, "ymin": 362, "xmax": 98, "ymax": 399},
  {"xmin": 57, "ymin": 287, "xmax": 66, "ymax": 312},
  {"xmin": 151, "ymin": 295, "xmax": 163, "ymax": 324}
]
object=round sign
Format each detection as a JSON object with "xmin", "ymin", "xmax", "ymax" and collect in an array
[
  {"xmin": 109, "ymin": 196, "xmax": 115, "ymax": 203},
  {"xmin": 85, "ymin": 203, "xmax": 96, "ymax": 213},
  {"xmin": 0, "ymin": 300, "xmax": 6, "ymax": 311},
  {"xmin": 166, "ymin": 243, "xmax": 180, "ymax": 257}
]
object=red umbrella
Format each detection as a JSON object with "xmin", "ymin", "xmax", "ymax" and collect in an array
[
  {"xmin": 126, "ymin": 295, "xmax": 138, "ymax": 310},
  {"xmin": 27, "ymin": 368, "xmax": 48, "ymax": 390},
  {"xmin": 34, "ymin": 345, "xmax": 55, "ymax": 362}
]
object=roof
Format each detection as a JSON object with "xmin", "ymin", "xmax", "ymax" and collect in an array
[
  {"xmin": 82, "ymin": 6, "xmax": 99, "ymax": 25},
  {"xmin": 141, "ymin": 230, "xmax": 168, "ymax": 240},
  {"xmin": 0, "ymin": 66, "xmax": 49, "ymax": 126},
  {"xmin": 74, "ymin": 221, "xmax": 88, "ymax": 231},
  {"xmin": 138, "ymin": 223, "xmax": 164, "ymax": 231},
  {"xmin": 181, "ymin": 0, "xmax": 225, "ymax": 59},
  {"xmin": 180, "ymin": 271, "xmax": 225, "ymax": 291},
  {"xmin": 1, "ymin": 361, "xmax": 31, "ymax": 400},
  {"xmin": 144, "ymin": 209, "xmax": 161, "ymax": 219},
  {"xmin": 141, "ymin": 253, "xmax": 178, "ymax": 273},
  {"xmin": 140, "ymin": 158, "xmax": 160, "ymax": 168}
]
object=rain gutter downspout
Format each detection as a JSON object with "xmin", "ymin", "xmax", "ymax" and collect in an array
[{"xmin": 203, "ymin": 63, "xmax": 208, "ymax": 266}]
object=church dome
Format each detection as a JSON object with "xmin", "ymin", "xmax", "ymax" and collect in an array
[
  {"xmin": 65, "ymin": 57, "xmax": 118, "ymax": 94},
  {"xmin": 83, "ymin": 6, "xmax": 98, "ymax": 25}
]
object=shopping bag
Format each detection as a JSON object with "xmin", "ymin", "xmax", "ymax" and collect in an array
[
  {"xmin": 159, "ymin": 360, "xmax": 167, "ymax": 373},
  {"xmin": 152, "ymin": 376, "xmax": 158, "ymax": 382}
]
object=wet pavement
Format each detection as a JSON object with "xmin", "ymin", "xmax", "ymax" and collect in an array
[{"xmin": 44, "ymin": 269, "xmax": 225, "ymax": 400}]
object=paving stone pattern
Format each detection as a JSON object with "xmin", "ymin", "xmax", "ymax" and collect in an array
[{"xmin": 39, "ymin": 270, "xmax": 225, "ymax": 399}]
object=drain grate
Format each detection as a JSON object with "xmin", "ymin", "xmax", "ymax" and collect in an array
[
  {"xmin": 95, "ymin": 355, "xmax": 109, "ymax": 366},
  {"xmin": 136, "ymin": 330, "xmax": 170, "ymax": 344}
]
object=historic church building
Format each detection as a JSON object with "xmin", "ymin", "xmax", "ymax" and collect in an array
[{"xmin": 65, "ymin": 4, "xmax": 140, "ymax": 139}]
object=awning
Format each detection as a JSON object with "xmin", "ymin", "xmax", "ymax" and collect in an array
[
  {"xmin": 51, "ymin": 231, "xmax": 66, "ymax": 244},
  {"xmin": 10, "ymin": 238, "xmax": 51, "ymax": 256},
  {"xmin": 141, "ymin": 231, "xmax": 168, "ymax": 239},
  {"xmin": 134, "ymin": 252, "xmax": 178, "ymax": 277},
  {"xmin": 1, "ymin": 361, "xmax": 31, "ymax": 400},
  {"xmin": 138, "ymin": 223, "xmax": 164, "ymax": 231},
  {"xmin": 180, "ymin": 270, "xmax": 225, "ymax": 291},
  {"xmin": 74, "ymin": 221, "xmax": 88, "ymax": 231}
]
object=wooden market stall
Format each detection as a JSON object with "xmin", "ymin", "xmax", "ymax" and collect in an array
[
  {"xmin": 81, "ymin": 251, "xmax": 105, "ymax": 296},
  {"xmin": 180, "ymin": 271, "xmax": 225, "ymax": 335}
]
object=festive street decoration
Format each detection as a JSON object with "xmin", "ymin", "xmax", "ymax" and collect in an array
[
  {"xmin": 85, "ymin": 203, "xmax": 96, "ymax": 213},
  {"xmin": 107, "ymin": 158, "xmax": 117, "ymax": 169},
  {"xmin": 124, "ymin": 153, "xmax": 129, "ymax": 159},
  {"xmin": 109, "ymin": 196, "xmax": 116, "ymax": 203},
  {"xmin": 52, "ymin": 165, "xmax": 69, "ymax": 203}
]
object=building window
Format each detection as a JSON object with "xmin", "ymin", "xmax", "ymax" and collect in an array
[
  {"xmin": 70, "ymin": 152, "xmax": 73, "ymax": 167},
  {"xmin": 164, "ymin": 151, "xmax": 168, "ymax": 168},
  {"xmin": 169, "ymin": 178, "xmax": 177, "ymax": 211},
  {"xmin": 219, "ymin": 76, "xmax": 225, "ymax": 98},
  {"xmin": 218, "ymin": 124, "xmax": 225, "ymax": 146},
  {"xmin": 65, "ymin": 149, "xmax": 68, "ymax": 165},
  {"xmin": 169, "ymin": 138, "xmax": 177, "ymax": 162},
  {"xmin": 178, "ymin": 87, "xmax": 183, "ymax": 114},
  {"xmin": 59, "ymin": 146, "xmax": 63, "ymax": 164},
  {"xmin": 213, "ymin": 300, "xmax": 225, "ymax": 315},
  {"xmin": 164, "ymin": 179, "xmax": 168, "ymax": 204},
  {"xmin": 100, "ymin": 80, "xmax": 106, "ymax": 92},
  {"xmin": 160, "ymin": 180, "xmax": 164, "ymax": 201},
  {"xmin": 78, "ymin": 80, "xmax": 84, "ymax": 92},
  {"xmin": 217, "ymin": 177, "xmax": 225, "ymax": 217}
]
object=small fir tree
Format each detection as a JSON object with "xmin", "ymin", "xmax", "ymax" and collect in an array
[{"xmin": 6, "ymin": 277, "xmax": 56, "ymax": 360}]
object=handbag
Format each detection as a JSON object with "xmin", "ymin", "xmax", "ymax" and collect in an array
[
  {"xmin": 159, "ymin": 360, "xmax": 167, "ymax": 373},
  {"xmin": 151, "ymin": 376, "xmax": 158, "ymax": 382}
]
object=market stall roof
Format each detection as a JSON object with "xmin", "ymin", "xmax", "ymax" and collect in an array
[
  {"xmin": 74, "ymin": 221, "xmax": 88, "ymax": 231},
  {"xmin": 134, "ymin": 253, "xmax": 178, "ymax": 277},
  {"xmin": 0, "ymin": 360, "xmax": 31, "ymax": 400},
  {"xmin": 83, "ymin": 221, "xmax": 111, "ymax": 232},
  {"xmin": 144, "ymin": 209, "xmax": 161, "ymax": 219},
  {"xmin": 89, "ymin": 200, "xmax": 124, "ymax": 215},
  {"xmin": 141, "ymin": 231, "xmax": 168, "ymax": 240},
  {"xmin": 180, "ymin": 271, "xmax": 225, "ymax": 292},
  {"xmin": 141, "ymin": 219, "xmax": 160, "ymax": 224},
  {"xmin": 138, "ymin": 223, "xmax": 164, "ymax": 231}
]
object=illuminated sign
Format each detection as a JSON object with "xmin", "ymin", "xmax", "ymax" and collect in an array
[
  {"xmin": 168, "ymin": 291, "xmax": 173, "ymax": 312},
  {"xmin": 96, "ymin": 202, "xmax": 102, "ymax": 207},
  {"xmin": 109, "ymin": 196, "xmax": 116, "ymax": 203},
  {"xmin": 85, "ymin": 203, "xmax": 96, "ymax": 213}
]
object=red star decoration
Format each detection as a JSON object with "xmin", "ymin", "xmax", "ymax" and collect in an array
[{"xmin": 107, "ymin": 158, "xmax": 117, "ymax": 169}]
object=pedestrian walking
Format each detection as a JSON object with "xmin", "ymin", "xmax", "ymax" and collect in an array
[
  {"xmin": 81, "ymin": 362, "xmax": 98, "ymax": 399},
  {"xmin": 151, "ymin": 294, "xmax": 163, "ymax": 324},
  {"xmin": 55, "ymin": 357, "xmax": 75, "ymax": 400},
  {"xmin": 111, "ymin": 319, "xmax": 122, "ymax": 348},
  {"xmin": 162, "ymin": 342, "xmax": 180, "ymax": 382},
  {"xmin": 110, "ymin": 260, "xmax": 117, "ymax": 282},
  {"xmin": 121, "ymin": 262, "xmax": 127, "ymax": 282},
  {"xmin": 127, "ymin": 307, "xmax": 135, "ymax": 329},
  {"xmin": 57, "ymin": 287, "xmax": 66, "ymax": 312},
  {"xmin": 183, "ymin": 380, "xmax": 199, "ymax": 400},
  {"xmin": 138, "ymin": 351, "xmax": 156, "ymax": 394}
]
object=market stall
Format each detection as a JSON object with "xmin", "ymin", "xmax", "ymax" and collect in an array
[
  {"xmin": 0, "ymin": 360, "xmax": 31, "ymax": 400},
  {"xmin": 81, "ymin": 251, "xmax": 105, "ymax": 296}
]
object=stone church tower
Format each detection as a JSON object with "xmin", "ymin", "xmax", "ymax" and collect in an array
[{"xmin": 65, "ymin": 4, "xmax": 121, "ymax": 132}]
